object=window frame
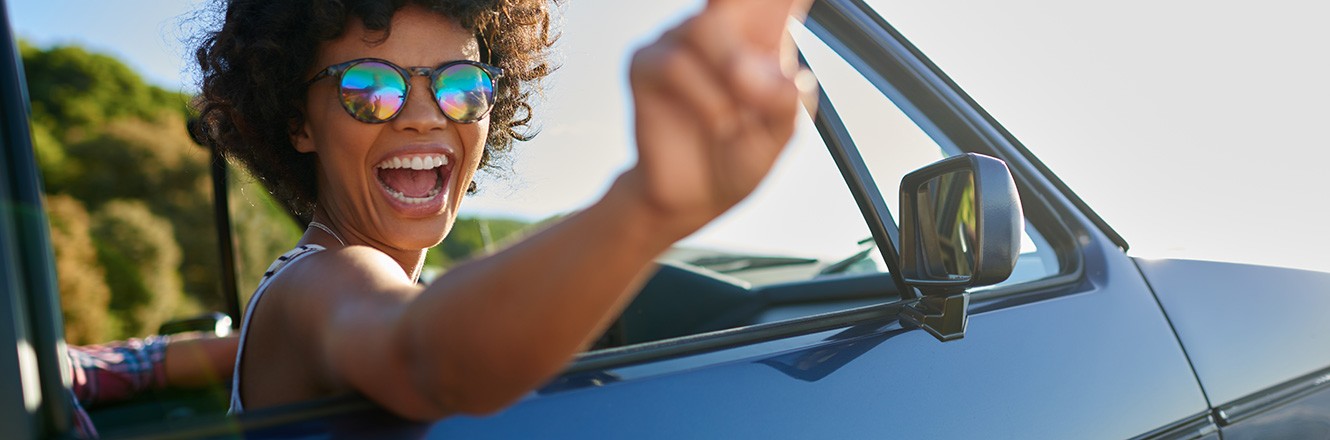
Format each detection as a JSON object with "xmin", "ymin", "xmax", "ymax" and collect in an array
[
  {"xmin": 1, "ymin": 1, "xmax": 76, "ymax": 435},
  {"xmin": 568, "ymin": 0, "xmax": 1095, "ymax": 372},
  {"xmin": 801, "ymin": 0, "xmax": 1093, "ymax": 303}
]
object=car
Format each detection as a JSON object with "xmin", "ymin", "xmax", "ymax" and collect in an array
[{"xmin": 4, "ymin": 0, "xmax": 1330, "ymax": 438}]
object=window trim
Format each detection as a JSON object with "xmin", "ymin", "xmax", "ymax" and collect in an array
[
  {"xmin": 565, "ymin": 0, "xmax": 1099, "ymax": 373},
  {"xmin": 569, "ymin": 297, "xmax": 909, "ymax": 374},
  {"xmin": 803, "ymin": 56, "xmax": 912, "ymax": 300},
  {"xmin": 803, "ymin": 0, "xmax": 1091, "ymax": 303}
]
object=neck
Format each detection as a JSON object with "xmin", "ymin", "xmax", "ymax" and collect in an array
[{"xmin": 307, "ymin": 210, "xmax": 428, "ymax": 283}]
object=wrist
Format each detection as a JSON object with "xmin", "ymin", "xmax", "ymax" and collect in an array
[{"xmin": 599, "ymin": 170, "xmax": 696, "ymax": 251}]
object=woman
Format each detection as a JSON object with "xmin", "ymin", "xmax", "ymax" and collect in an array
[{"xmin": 194, "ymin": 0, "xmax": 812, "ymax": 419}]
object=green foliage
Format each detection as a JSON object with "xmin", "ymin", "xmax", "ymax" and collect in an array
[
  {"xmin": 51, "ymin": 115, "xmax": 224, "ymax": 312},
  {"xmin": 21, "ymin": 44, "xmax": 189, "ymax": 142},
  {"xmin": 92, "ymin": 199, "xmax": 193, "ymax": 337},
  {"xmin": 29, "ymin": 122, "xmax": 70, "ymax": 188},
  {"xmin": 25, "ymin": 42, "xmax": 217, "ymax": 342},
  {"xmin": 426, "ymin": 217, "xmax": 533, "ymax": 269},
  {"xmin": 45, "ymin": 195, "xmax": 114, "ymax": 345},
  {"xmin": 228, "ymin": 168, "xmax": 303, "ymax": 304},
  {"xmin": 53, "ymin": 116, "xmax": 206, "ymax": 204}
]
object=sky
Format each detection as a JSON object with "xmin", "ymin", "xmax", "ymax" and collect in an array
[{"xmin": 7, "ymin": 0, "xmax": 1329, "ymax": 273}]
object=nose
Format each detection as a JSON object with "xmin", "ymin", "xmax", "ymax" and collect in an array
[{"xmin": 390, "ymin": 75, "xmax": 449, "ymax": 132}]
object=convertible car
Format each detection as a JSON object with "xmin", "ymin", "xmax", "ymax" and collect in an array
[{"xmin": 4, "ymin": 0, "xmax": 1330, "ymax": 439}]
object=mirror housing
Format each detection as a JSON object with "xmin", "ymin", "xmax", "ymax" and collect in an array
[{"xmin": 897, "ymin": 153, "xmax": 1022, "ymax": 341}]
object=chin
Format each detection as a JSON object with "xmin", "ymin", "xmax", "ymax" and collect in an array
[{"xmin": 392, "ymin": 215, "xmax": 455, "ymax": 250}]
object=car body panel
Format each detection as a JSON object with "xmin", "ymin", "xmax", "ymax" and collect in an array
[
  {"xmin": 223, "ymin": 243, "xmax": 1210, "ymax": 440},
  {"xmin": 1135, "ymin": 258, "xmax": 1330, "ymax": 406},
  {"xmin": 227, "ymin": 245, "xmax": 1206, "ymax": 440},
  {"xmin": 419, "ymin": 245, "xmax": 1208, "ymax": 439},
  {"xmin": 215, "ymin": 239, "xmax": 1207, "ymax": 440},
  {"xmin": 1220, "ymin": 384, "xmax": 1330, "ymax": 439}
]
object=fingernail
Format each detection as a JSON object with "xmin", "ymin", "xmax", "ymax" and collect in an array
[{"xmin": 795, "ymin": 69, "xmax": 818, "ymax": 95}]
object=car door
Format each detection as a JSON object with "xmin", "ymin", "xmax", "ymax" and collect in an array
[
  {"xmin": 423, "ymin": 1, "xmax": 1212, "ymax": 438},
  {"xmin": 1, "ymin": 0, "xmax": 1216, "ymax": 439},
  {"xmin": 1136, "ymin": 258, "xmax": 1330, "ymax": 439}
]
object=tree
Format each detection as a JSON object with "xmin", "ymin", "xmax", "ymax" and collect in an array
[
  {"xmin": 55, "ymin": 115, "xmax": 224, "ymax": 312},
  {"xmin": 45, "ymin": 195, "xmax": 113, "ymax": 345},
  {"xmin": 426, "ymin": 216, "xmax": 534, "ymax": 270},
  {"xmin": 92, "ymin": 199, "xmax": 192, "ymax": 337},
  {"xmin": 228, "ymin": 169, "xmax": 303, "ymax": 303},
  {"xmin": 21, "ymin": 43, "xmax": 188, "ymax": 142}
]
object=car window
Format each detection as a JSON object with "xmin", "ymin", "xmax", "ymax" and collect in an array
[
  {"xmin": 792, "ymin": 22, "xmax": 1061, "ymax": 287},
  {"xmin": 654, "ymin": 24, "xmax": 957, "ymax": 289},
  {"xmin": 658, "ymin": 103, "xmax": 872, "ymax": 287}
]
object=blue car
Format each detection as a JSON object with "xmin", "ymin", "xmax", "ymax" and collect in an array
[{"xmin": 3, "ymin": 0, "xmax": 1329, "ymax": 439}]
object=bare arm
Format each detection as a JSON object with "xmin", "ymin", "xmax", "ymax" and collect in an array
[
  {"xmin": 303, "ymin": 0, "xmax": 815, "ymax": 420},
  {"xmin": 163, "ymin": 336, "xmax": 238, "ymax": 389}
]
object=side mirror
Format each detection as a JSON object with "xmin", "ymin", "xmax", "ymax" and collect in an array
[{"xmin": 897, "ymin": 153, "xmax": 1022, "ymax": 341}]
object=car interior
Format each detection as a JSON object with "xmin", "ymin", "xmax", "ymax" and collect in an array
[{"xmin": 599, "ymin": 262, "xmax": 902, "ymax": 348}]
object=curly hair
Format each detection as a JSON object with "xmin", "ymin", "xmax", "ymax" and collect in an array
[{"xmin": 192, "ymin": 0, "xmax": 557, "ymax": 216}]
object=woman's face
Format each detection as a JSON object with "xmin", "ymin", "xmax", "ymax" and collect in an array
[{"xmin": 295, "ymin": 6, "xmax": 487, "ymax": 251}]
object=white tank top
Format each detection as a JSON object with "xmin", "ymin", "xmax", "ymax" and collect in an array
[{"xmin": 228, "ymin": 244, "xmax": 325, "ymax": 414}]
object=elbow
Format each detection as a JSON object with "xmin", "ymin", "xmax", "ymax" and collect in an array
[
  {"xmin": 410, "ymin": 372, "xmax": 537, "ymax": 418},
  {"xmin": 398, "ymin": 301, "xmax": 577, "ymax": 418},
  {"xmin": 413, "ymin": 342, "xmax": 565, "ymax": 417},
  {"xmin": 446, "ymin": 355, "xmax": 561, "ymax": 416}
]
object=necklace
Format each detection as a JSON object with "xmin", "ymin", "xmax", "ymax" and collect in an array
[
  {"xmin": 307, "ymin": 221, "xmax": 423, "ymax": 284},
  {"xmin": 308, "ymin": 221, "xmax": 347, "ymax": 247}
]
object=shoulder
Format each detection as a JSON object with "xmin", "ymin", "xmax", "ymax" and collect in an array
[
  {"xmin": 247, "ymin": 246, "xmax": 422, "ymax": 383},
  {"xmin": 265, "ymin": 245, "xmax": 418, "ymax": 309}
]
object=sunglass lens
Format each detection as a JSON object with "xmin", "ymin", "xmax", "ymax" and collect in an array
[
  {"xmin": 435, "ymin": 64, "xmax": 494, "ymax": 122},
  {"xmin": 340, "ymin": 61, "xmax": 407, "ymax": 122}
]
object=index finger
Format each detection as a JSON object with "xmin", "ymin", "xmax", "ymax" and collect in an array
[{"xmin": 705, "ymin": 0, "xmax": 813, "ymax": 55}]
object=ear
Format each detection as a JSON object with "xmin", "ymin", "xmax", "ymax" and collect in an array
[{"xmin": 291, "ymin": 119, "xmax": 316, "ymax": 153}]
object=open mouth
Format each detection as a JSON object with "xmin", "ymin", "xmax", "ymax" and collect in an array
[{"xmin": 375, "ymin": 154, "xmax": 449, "ymax": 205}]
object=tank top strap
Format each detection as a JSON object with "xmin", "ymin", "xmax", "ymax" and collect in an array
[{"xmin": 229, "ymin": 244, "xmax": 326, "ymax": 414}]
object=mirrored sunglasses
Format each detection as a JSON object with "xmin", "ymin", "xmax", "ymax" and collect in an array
[{"xmin": 307, "ymin": 58, "xmax": 503, "ymax": 124}]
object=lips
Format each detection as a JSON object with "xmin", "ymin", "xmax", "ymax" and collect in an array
[{"xmin": 375, "ymin": 153, "xmax": 450, "ymax": 205}]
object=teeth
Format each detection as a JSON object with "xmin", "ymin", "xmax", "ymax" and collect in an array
[
  {"xmin": 376, "ymin": 154, "xmax": 448, "ymax": 170},
  {"xmin": 376, "ymin": 154, "xmax": 447, "ymax": 204},
  {"xmin": 381, "ymin": 183, "xmax": 443, "ymax": 204}
]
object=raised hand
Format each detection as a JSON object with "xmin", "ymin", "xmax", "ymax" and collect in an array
[{"xmin": 623, "ymin": 0, "xmax": 815, "ymax": 240}]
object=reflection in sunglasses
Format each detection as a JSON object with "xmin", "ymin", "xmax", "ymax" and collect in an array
[{"xmin": 322, "ymin": 59, "xmax": 499, "ymax": 123}]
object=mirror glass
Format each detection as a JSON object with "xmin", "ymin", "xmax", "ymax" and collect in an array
[{"xmin": 915, "ymin": 170, "xmax": 977, "ymax": 281}]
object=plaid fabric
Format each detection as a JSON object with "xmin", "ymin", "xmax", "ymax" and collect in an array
[
  {"xmin": 70, "ymin": 389, "xmax": 98, "ymax": 439},
  {"xmin": 67, "ymin": 335, "xmax": 171, "ymax": 438}
]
